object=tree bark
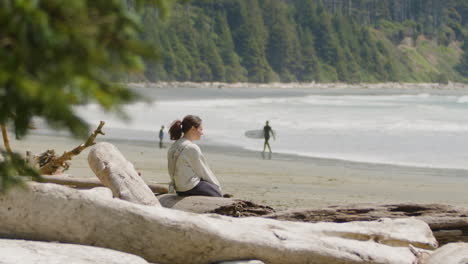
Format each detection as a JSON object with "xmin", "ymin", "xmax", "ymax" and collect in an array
[
  {"xmin": 0, "ymin": 183, "xmax": 437, "ymax": 264},
  {"xmin": 1, "ymin": 125, "xmax": 12, "ymax": 154}
]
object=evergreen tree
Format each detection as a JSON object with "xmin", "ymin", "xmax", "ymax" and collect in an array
[
  {"xmin": 457, "ymin": 40, "xmax": 468, "ymax": 78},
  {"xmin": 228, "ymin": 0, "xmax": 275, "ymax": 82},
  {"xmin": 313, "ymin": 7, "xmax": 341, "ymax": 68},
  {"xmin": 298, "ymin": 28, "xmax": 322, "ymax": 82},
  {"xmin": 199, "ymin": 34, "xmax": 225, "ymax": 81},
  {"xmin": 215, "ymin": 13, "xmax": 247, "ymax": 82},
  {"xmin": 293, "ymin": 0, "xmax": 318, "ymax": 30},
  {"xmin": 262, "ymin": 0, "xmax": 302, "ymax": 81},
  {"xmin": 168, "ymin": 33, "xmax": 193, "ymax": 81},
  {"xmin": 141, "ymin": 7, "xmax": 166, "ymax": 82}
]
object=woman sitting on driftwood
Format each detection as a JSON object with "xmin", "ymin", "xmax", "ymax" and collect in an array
[{"xmin": 167, "ymin": 115, "xmax": 222, "ymax": 197}]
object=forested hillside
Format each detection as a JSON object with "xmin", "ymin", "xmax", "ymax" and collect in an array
[{"xmin": 136, "ymin": 0, "xmax": 467, "ymax": 83}]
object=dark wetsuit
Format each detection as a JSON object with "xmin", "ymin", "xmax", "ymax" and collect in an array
[
  {"xmin": 263, "ymin": 124, "xmax": 273, "ymax": 154},
  {"xmin": 264, "ymin": 125, "xmax": 272, "ymax": 141}
]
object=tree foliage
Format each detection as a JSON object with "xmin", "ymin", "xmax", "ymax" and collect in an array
[
  {"xmin": 457, "ymin": 40, "xmax": 468, "ymax": 79},
  {"xmin": 139, "ymin": 0, "xmax": 467, "ymax": 83},
  {"xmin": 0, "ymin": 0, "xmax": 168, "ymax": 192}
]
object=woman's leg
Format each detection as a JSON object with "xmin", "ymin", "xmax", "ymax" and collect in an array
[{"xmin": 177, "ymin": 180, "xmax": 222, "ymax": 197}]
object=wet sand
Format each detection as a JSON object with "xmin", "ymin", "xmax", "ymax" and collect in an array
[{"xmin": 10, "ymin": 132, "xmax": 468, "ymax": 210}]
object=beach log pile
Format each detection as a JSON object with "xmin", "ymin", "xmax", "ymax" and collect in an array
[
  {"xmin": 0, "ymin": 182, "xmax": 439, "ymax": 264},
  {"xmin": 265, "ymin": 203, "xmax": 468, "ymax": 246},
  {"xmin": 4, "ymin": 141, "xmax": 468, "ymax": 263}
]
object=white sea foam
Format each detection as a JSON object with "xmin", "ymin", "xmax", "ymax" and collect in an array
[{"xmin": 457, "ymin": 96, "xmax": 468, "ymax": 103}]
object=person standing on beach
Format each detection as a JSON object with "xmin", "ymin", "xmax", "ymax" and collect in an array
[
  {"xmin": 158, "ymin": 125, "xmax": 165, "ymax": 149},
  {"xmin": 263, "ymin": 120, "xmax": 275, "ymax": 158},
  {"xmin": 167, "ymin": 115, "xmax": 222, "ymax": 197}
]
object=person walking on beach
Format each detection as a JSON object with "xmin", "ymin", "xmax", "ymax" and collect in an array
[
  {"xmin": 158, "ymin": 125, "xmax": 165, "ymax": 149},
  {"xmin": 263, "ymin": 120, "xmax": 275, "ymax": 159},
  {"xmin": 167, "ymin": 115, "xmax": 222, "ymax": 197}
]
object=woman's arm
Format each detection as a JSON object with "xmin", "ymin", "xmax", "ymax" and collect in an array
[
  {"xmin": 184, "ymin": 146, "xmax": 221, "ymax": 188},
  {"xmin": 167, "ymin": 148, "xmax": 177, "ymax": 193}
]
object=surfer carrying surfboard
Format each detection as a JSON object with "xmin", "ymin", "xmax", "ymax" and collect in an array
[{"xmin": 263, "ymin": 120, "xmax": 275, "ymax": 155}]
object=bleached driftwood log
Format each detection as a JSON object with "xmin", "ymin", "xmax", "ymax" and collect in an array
[
  {"xmin": 424, "ymin": 242, "xmax": 468, "ymax": 264},
  {"xmin": 40, "ymin": 174, "xmax": 169, "ymax": 194},
  {"xmin": 158, "ymin": 194, "xmax": 274, "ymax": 216},
  {"xmin": 266, "ymin": 203, "xmax": 468, "ymax": 246},
  {"xmin": 0, "ymin": 183, "xmax": 437, "ymax": 264},
  {"xmin": 0, "ymin": 236, "xmax": 265, "ymax": 264},
  {"xmin": 88, "ymin": 142, "xmax": 160, "ymax": 206},
  {"xmin": 0, "ymin": 238, "xmax": 149, "ymax": 264}
]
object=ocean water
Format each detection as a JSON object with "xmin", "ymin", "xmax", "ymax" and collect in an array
[{"xmin": 71, "ymin": 87, "xmax": 468, "ymax": 170}]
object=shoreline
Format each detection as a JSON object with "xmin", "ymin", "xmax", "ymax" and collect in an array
[
  {"xmin": 128, "ymin": 81, "xmax": 468, "ymax": 92},
  {"xmin": 201, "ymin": 141, "xmax": 468, "ymax": 177},
  {"xmin": 125, "ymin": 81, "xmax": 468, "ymax": 103},
  {"xmin": 32, "ymin": 128, "xmax": 468, "ymax": 173},
  {"xmin": 11, "ymin": 132, "xmax": 468, "ymax": 210}
]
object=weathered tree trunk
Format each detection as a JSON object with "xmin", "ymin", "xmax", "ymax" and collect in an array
[
  {"xmin": 157, "ymin": 195, "xmax": 468, "ymax": 247},
  {"xmin": 88, "ymin": 142, "xmax": 161, "ymax": 206},
  {"xmin": 0, "ymin": 238, "xmax": 149, "ymax": 264},
  {"xmin": 0, "ymin": 183, "xmax": 437, "ymax": 264},
  {"xmin": 265, "ymin": 203, "xmax": 468, "ymax": 246},
  {"xmin": 40, "ymin": 174, "xmax": 168, "ymax": 194}
]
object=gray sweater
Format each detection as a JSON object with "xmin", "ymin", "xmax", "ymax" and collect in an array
[{"xmin": 167, "ymin": 138, "xmax": 221, "ymax": 192}]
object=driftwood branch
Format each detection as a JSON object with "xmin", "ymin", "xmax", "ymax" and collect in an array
[
  {"xmin": 39, "ymin": 121, "xmax": 106, "ymax": 175},
  {"xmin": 40, "ymin": 174, "xmax": 168, "ymax": 194}
]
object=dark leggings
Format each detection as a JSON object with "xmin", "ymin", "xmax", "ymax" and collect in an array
[{"xmin": 177, "ymin": 180, "xmax": 222, "ymax": 197}]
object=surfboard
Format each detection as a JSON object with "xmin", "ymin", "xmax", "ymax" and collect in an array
[
  {"xmin": 244, "ymin": 130, "xmax": 263, "ymax": 139},
  {"xmin": 244, "ymin": 129, "xmax": 277, "ymax": 139}
]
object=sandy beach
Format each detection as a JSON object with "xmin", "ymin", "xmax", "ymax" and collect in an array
[{"xmin": 10, "ymin": 132, "xmax": 468, "ymax": 210}]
